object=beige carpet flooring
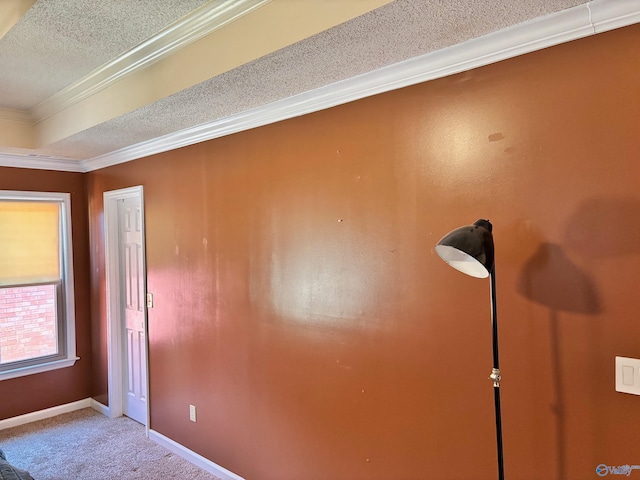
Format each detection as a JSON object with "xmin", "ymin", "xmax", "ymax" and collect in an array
[{"xmin": 0, "ymin": 408, "xmax": 222, "ymax": 479}]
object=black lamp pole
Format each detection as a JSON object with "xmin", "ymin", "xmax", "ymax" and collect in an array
[
  {"xmin": 490, "ymin": 269, "xmax": 505, "ymax": 480},
  {"xmin": 435, "ymin": 219, "xmax": 504, "ymax": 480}
]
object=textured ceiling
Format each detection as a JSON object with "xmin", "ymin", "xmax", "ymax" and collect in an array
[
  {"xmin": 0, "ymin": 0, "xmax": 210, "ymax": 109},
  {"xmin": 0, "ymin": 0, "xmax": 610, "ymax": 169}
]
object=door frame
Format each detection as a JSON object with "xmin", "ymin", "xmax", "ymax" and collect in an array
[{"xmin": 104, "ymin": 185, "xmax": 149, "ymax": 432}]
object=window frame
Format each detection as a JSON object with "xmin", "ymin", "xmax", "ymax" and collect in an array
[{"xmin": 0, "ymin": 190, "xmax": 78, "ymax": 381}]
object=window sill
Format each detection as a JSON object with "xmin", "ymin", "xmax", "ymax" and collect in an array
[{"xmin": 0, "ymin": 357, "xmax": 80, "ymax": 381}]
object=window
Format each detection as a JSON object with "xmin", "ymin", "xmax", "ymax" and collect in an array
[{"xmin": 0, "ymin": 191, "xmax": 77, "ymax": 380}]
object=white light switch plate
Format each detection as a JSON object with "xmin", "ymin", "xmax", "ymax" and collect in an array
[{"xmin": 615, "ymin": 356, "xmax": 640, "ymax": 395}]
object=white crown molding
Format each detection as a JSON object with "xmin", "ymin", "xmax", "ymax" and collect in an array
[
  {"xmin": 83, "ymin": 0, "xmax": 640, "ymax": 173},
  {"xmin": 5, "ymin": 0, "xmax": 638, "ymax": 173},
  {"xmin": 0, "ymin": 152, "xmax": 85, "ymax": 172},
  {"xmin": 30, "ymin": 0, "xmax": 271, "ymax": 123},
  {"xmin": 589, "ymin": 0, "xmax": 640, "ymax": 32},
  {"xmin": 0, "ymin": 107, "xmax": 33, "ymax": 124}
]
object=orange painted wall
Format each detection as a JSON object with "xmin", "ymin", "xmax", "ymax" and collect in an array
[
  {"xmin": 0, "ymin": 167, "xmax": 92, "ymax": 419},
  {"xmin": 84, "ymin": 23, "xmax": 640, "ymax": 480}
]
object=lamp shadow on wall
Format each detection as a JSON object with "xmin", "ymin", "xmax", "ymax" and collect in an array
[
  {"xmin": 563, "ymin": 197, "xmax": 640, "ymax": 260},
  {"xmin": 517, "ymin": 243, "xmax": 600, "ymax": 480},
  {"xmin": 517, "ymin": 196, "xmax": 640, "ymax": 480}
]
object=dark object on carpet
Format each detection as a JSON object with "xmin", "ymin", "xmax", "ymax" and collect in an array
[{"xmin": 0, "ymin": 448, "xmax": 34, "ymax": 480}]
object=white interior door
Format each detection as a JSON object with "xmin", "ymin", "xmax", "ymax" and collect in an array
[{"xmin": 118, "ymin": 196, "xmax": 147, "ymax": 424}]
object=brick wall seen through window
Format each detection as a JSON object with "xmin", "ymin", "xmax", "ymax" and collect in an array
[{"xmin": 0, "ymin": 284, "xmax": 57, "ymax": 364}]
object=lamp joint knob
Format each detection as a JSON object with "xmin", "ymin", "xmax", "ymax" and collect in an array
[{"xmin": 489, "ymin": 368, "xmax": 502, "ymax": 387}]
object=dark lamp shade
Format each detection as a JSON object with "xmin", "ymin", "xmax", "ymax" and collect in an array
[{"xmin": 435, "ymin": 219, "xmax": 495, "ymax": 278}]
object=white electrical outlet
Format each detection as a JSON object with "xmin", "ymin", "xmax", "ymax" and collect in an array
[
  {"xmin": 615, "ymin": 357, "xmax": 640, "ymax": 395},
  {"xmin": 189, "ymin": 404, "xmax": 197, "ymax": 422}
]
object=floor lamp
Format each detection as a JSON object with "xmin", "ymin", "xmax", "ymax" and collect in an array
[{"xmin": 435, "ymin": 219, "xmax": 504, "ymax": 480}]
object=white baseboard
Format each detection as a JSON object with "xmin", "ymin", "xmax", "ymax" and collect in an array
[
  {"xmin": 149, "ymin": 429, "xmax": 245, "ymax": 480},
  {"xmin": 0, "ymin": 399, "xmax": 242, "ymax": 480},
  {"xmin": 0, "ymin": 398, "xmax": 91, "ymax": 431},
  {"xmin": 89, "ymin": 399, "xmax": 110, "ymax": 417}
]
